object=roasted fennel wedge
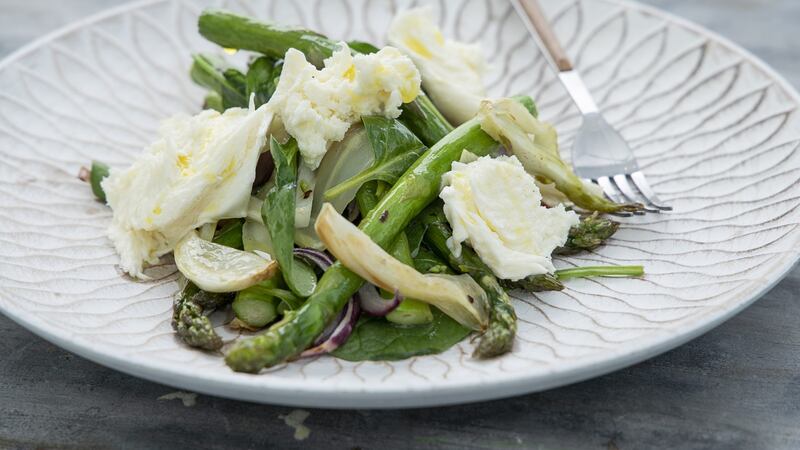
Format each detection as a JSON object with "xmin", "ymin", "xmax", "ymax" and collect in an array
[
  {"xmin": 315, "ymin": 203, "xmax": 489, "ymax": 331},
  {"xmin": 174, "ymin": 231, "xmax": 278, "ymax": 293}
]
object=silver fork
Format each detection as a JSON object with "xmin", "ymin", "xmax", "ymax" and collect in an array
[{"xmin": 513, "ymin": 0, "xmax": 671, "ymax": 215}]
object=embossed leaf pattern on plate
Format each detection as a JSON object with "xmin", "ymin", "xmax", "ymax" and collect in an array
[{"xmin": 0, "ymin": 0, "xmax": 798, "ymax": 408}]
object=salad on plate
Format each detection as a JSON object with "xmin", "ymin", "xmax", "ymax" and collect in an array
[{"xmin": 79, "ymin": 7, "xmax": 644, "ymax": 373}]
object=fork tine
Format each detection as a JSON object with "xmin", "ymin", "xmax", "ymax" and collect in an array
[
  {"xmin": 596, "ymin": 176, "xmax": 636, "ymax": 216},
  {"xmin": 630, "ymin": 171, "xmax": 672, "ymax": 210},
  {"xmin": 612, "ymin": 174, "xmax": 659, "ymax": 213}
]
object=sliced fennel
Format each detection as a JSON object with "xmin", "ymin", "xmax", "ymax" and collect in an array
[
  {"xmin": 294, "ymin": 125, "xmax": 374, "ymax": 246},
  {"xmin": 174, "ymin": 231, "xmax": 278, "ymax": 293},
  {"xmin": 242, "ymin": 219, "xmax": 274, "ymax": 254},
  {"xmin": 315, "ymin": 203, "xmax": 489, "ymax": 330},
  {"xmin": 246, "ymin": 196, "xmax": 264, "ymax": 223},
  {"xmin": 198, "ymin": 222, "xmax": 217, "ymax": 242},
  {"xmin": 294, "ymin": 164, "xmax": 316, "ymax": 228},
  {"xmin": 294, "ymin": 227, "xmax": 325, "ymax": 251}
]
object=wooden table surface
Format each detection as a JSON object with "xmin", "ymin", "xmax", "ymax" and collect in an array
[{"xmin": 1, "ymin": 1, "xmax": 799, "ymax": 449}]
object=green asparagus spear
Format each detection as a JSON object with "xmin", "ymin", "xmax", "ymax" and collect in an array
[
  {"xmin": 173, "ymin": 300, "xmax": 221, "ymax": 350},
  {"xmin": 555, "ymin": 265, "xmax": 644, "ymax": 280},
  {"xmin": 555, "ymin": 212, "xmax": 619, "ymax": 255},
  {"xmin": 225, "ymin": 102, "xmax": 533, "ymax": 372},
  {"xmin": 233, "ymin": 289, "xmax": 278, "ymax": 328},
  {"xmin": 416, "ymin": 203, "xmax": 517, "ymax": 358},
  {"xmin": 398, "ymin": 91, "xmax": 454, "ymax": 147},
  {"xmin": 503, "ymin": 265, "xmax": 644, "ymax": 291},
  {"xmin": 89, "ymin": 160, "xmax": 109, "ymax": 202},
  {"xmin": 187, "ymin": 287, "xmax": 232, "ymax": 310},
  {"xmin": 197, "ymin": 9, "xmax": 453, "ymax": 147},
  {"xmin": 172, "ymin": 284, "xmax": 230, "ymax": 351},
  {"xmin": 501, "ymin": 273, "xmax": 564, "ymax": 293},
  {"xmin": 199, "ymin": 10, "xmax": 333, "ymax": 67}
]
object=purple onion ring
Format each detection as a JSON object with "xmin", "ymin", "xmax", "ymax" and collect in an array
[
  {"xmin": 358, "ymin": 285, "xmax": 402, "ymax": 316},
  {"xmin": 300, "ymin": 298, "xmax": 360, "ymax": 357},
  {"xmin": 293, "ymin": 248, "xmax": 334, "ymax": 270}
]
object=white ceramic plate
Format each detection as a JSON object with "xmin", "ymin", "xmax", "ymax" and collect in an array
[{"xmin": 1, "ymin": 0, "xmax": 799, "ymax": 409}]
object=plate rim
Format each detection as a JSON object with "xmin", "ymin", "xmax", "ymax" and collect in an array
[{"xmin": 0, "ymin": 0, "xmax": 798, "ymax": 408}]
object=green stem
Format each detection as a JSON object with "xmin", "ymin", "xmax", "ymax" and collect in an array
[
  {"xmin": 555, "ymin": 265, "xmax": 644, "ymax": 281},
  {"xmin": 89, "ymin": 160, "xmax": 109, "ymax": 202}
]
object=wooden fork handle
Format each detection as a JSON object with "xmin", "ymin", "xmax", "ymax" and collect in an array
[{"xmin": 516, "ymin": 0, "xmax": 573, "ymax": 72}]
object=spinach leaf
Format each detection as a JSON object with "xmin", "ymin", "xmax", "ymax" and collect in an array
[
  {"xmin": 324, "ymin": 116, "xmax": 427, "ymax": 200},
  {"xmin": 347, "ymin": 40, "xmax": 379, "ymax": 54},
  {"xmin": 263, "ymin": 137, "xmax": 317, "ymax": 298},
  {"xmin": 245, "ymin": 56, "xmax": 274, "ymax": 108},
  {"xmin": 332, "ymin": 308, "xmax": 471, "ymax": 361},
  {"xmin": 213, "ymin": 219, "xmax": 244, "ymax": 249}
]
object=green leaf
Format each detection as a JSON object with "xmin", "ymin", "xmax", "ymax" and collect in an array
[
  {"xmin": 189, "ymin": 53, "xmax": 248, "ymax": 109},
  {"xmin": 263, "ymin": 137, "xmax": 316, "ymax": 298},
  {"xmin": 213, "ymin": 219, "xmax": 244, "ymax": 249},
  {"xmin": 245, "ymin": 56, "xmax": 274, "ymax": 108},
  {"xmin": 266, "ymin": 60, "xmax": 283, "ymax": 100},
  {"xmin": 324, "ymin": 116, "xmax": 427, "ymax": 200},
  {"xmin": 332, "ymin": 308, "xmax": 470, "ymax": 361},
  {"xmin": 89, "ymin": 160, "xmax": 109, "ymax": 202},
  {"xmin": 203, "ymin": 91, "xmax": 224, "ymax": 112},
  {"xmin": 346, "ymin": 40, "xmax": 379, "ymax": 54}
]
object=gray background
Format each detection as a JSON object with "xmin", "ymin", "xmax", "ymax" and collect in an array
[{"xmin": 1, "ymin": 1, "xmax": 799, "ymax": 449}]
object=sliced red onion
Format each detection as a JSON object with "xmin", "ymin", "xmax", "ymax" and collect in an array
[
  {"xmin": 358, "ymin": 285, "xmax": 402, "ymax": 316},
  {"xmin": 293, "ymin": 248, "xmax": 333, "ymax": 270},
  {"xmin": 300, "ymin": 298, "xmax": 360, "ymax": 357},
  {"xmin": 312, "ymin": 305, "xmax": 346, "ymax": 346}
]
